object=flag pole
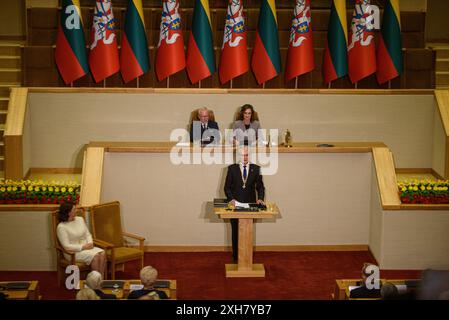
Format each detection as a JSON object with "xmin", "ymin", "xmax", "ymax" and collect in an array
[
  {"xmin": 230, "ymin": 79, "xmax": 233, "ymax": 89},
  {"xmin": 388, "ymin": 80, "xmax": 391, "ymax": 89},
  {"xmin": 262, "ymin": 82, "xmax": 265, "ymax": 89},
  {"xmin": 199, "ymin": 80, "xmax": 202, "ymax": 89},
  {"xmin": 355, "ymin": 82, "xmax": 358, "ymax": 89},
  {"xmin": 295, "ymin": 76, "xmax": 298, "ymax": 89},
  {"xmin": 103, "ymin": 79, "xmax": 106, "ymax": 88},
  {"xmin": 70, "ymin": 82, "xmax": 73, "ymax": 88},
  {"xmin": 137, "ymin": 76, "xmax": 140, "ymax": 88},
  {"xmin": 328, "ymin": 81, "xmax": 331, "ymax": 89},
  {"xmin": 167, "ymin": 76, "xmax": 170, "ymax": 88}
]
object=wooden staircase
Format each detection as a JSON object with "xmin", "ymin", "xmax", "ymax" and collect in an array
[
  {"xmin": 428, "ymin": 43, "xmax": 449, "ymax": 89},
  {"xmin": 0, "ymin": 42, "xmax": 23, "ymax": 179}
]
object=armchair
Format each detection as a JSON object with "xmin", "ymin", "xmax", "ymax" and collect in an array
[{"xmin": 89, "ymin": 201, "xmax": 145, "ymax": 279}]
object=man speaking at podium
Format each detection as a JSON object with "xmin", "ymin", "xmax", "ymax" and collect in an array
[{"xmin": 224, "ymin": 147, "xmax": 265, "ymax": 262}]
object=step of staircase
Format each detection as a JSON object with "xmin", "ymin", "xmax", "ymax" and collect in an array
[
  {"xmin": 0, "ymin": 68, "xmax": 21, "ymax": 83},
  {"xmin": 0, "ymin": 44, "xmax": 21, "ymax": 56},
  {"xmin": 0, "ymin": 97, "xmax": 8, "ymax": 110},
  {"xmin": 436, "ymin": 59, "xmax": 449, "ymax": 71},
  {"xmin": 436, "ymin": 49, "xmax": 449, "ymax": 59},
  {"xmin": 436, "ymin": 85, "xmax": 449, "ymax": 90},
  {"xmin": 0, "ymin": 124, "xmax": 4, "ymax": 140},
  {"xmin": 0, "ymin": 83, "xmax": 20, "ymax": 96},
  {"xmin": 0, "ymin": 141, "xmax": 4, "ymax": 155},
  {"xmin": 0, "ymin": 56, "xmax": 20, "ymax": 68},
  {"xmin": 436, "ymin": 72, "xmax": 449, "ymax": 86},
  {"xmin": 0, "ymin": 156, "xmax": 4, "ymax": 172},
  {"xmin": 0, "ymin": 109, "xmax": 7, "ymax": 122}
]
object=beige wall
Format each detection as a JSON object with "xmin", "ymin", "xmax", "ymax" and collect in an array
[
  {"xmin": 0, "ymin": 0, "xmax": 25, "ymax": 37},
  {"xmin": 0, "ymin": 211, "xmax": 55, "ymax": 271},
  {"xmin": 100, "ymin": 152, "xmax": 372, "ymax": 246},
  {"xmin": 26, "ymin": 92, "xmax": 437, "ymax": 170},
  {"xmin": 380, "ymin": 210, "xmax": 449, "ymax": 270},
  {"xmin": 432, "ymin": 104, "xmax": 446, "ymax": 178},
  {"xmin": 23, "ymin": 100, "xmax": 32, "ymax": 176},
  {"xmin": 369, "ymin": 163, "xmax": 383, "ymax": 264}
]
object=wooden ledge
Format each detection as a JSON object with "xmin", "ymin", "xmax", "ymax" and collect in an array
[
  {"xmin": 26, "ymin": 87, "xmax": 436, "ymax": 95},
  {"xmin": 0, "ymin": 204, "xmax": 58, "ymax": 211},
  {"xmin": 88, "ymin": 141, "xmax": 387, "ymax": 154}
]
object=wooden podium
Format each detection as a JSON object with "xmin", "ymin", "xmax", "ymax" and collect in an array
[{"xmin": 215, "ymin": 203, "xmax": 279, "ymax": 278}]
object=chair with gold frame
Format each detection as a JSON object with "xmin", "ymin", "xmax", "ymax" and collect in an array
[{"xmin": 89, "ymin": 201, "xmax": 145, "ymax": 280}]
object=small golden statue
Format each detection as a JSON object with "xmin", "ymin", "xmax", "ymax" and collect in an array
[{"xmin": 284, "ymin": 129, "xmax": 292, "ymax": 148}]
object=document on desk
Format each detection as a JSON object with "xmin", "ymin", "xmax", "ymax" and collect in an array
[
  {"xmin": 129, "ymin": 284, "xmax": 144, "ymax": 291},
  {"xmin": 348, "ymin": 285, "xmax": 361, "ymax": 292},
  {"xmin": 235, "ymin": 201, "xmax": 249, "ymax": 208}
]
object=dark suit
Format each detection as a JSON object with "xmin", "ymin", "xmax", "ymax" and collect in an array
[
  {"xmin": 190, "ymin": 120, "xmax": 220, "ymax": 145},
  {"xmin": 94, "ymin": 289, "xmax": 117, "ymax": 300},
  {"xmin": 349, "ymin": 285, "xmax": 381, "ymax": 299},
  {"xmin": 224, "ymin": 163, "xmax": 265, "ymax": 261}
]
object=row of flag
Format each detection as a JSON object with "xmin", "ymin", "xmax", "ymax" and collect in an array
[{"xmin": 55, "ymin": 0, "xmax": 403, "ymax": 86}]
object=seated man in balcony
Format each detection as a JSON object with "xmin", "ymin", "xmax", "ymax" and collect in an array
[{"xmin": 189, "ymin": 107, "xmax": 220, "ymax": 145}]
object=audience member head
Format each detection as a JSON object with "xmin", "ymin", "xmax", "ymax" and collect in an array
[
  {"xmin": 238, "ymin": 104, "xmax": 255, "ymax": 123},
  {"xmin": 58, "ymin": 202, "xmax": 76, "ymax": 222},
  {"xmin": 140, "ymin": 266, "xmax": 158, "ymax": 288},
  {"xmin": 237, "ymin": 146, "xmax": 249, "ymax": 165},
  {"xmin": 381, "ymin": 282, "xmax": 399, "ymax": 300},
  {"xmin": 76, "ymin": 288, "xmax": 100, "ymax": 300},
  {"xmin": 197, "ymin": 107, "xmax": 210, "ymax": 124},
  {"xmin": 86, "ymin": 270, "xmax": 102, "ymax": 290},
  {"xmin": 439, "ymin": 290, "xmax": 449, "ymax": 300}
]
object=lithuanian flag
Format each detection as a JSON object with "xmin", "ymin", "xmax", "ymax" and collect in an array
[
  {"xmin": 323, "ymin": 0, "xmax": 348, "ymax": 84},
  {"xmin": 251, "ymin": 0, "xmax": 281, "ymax": 85},
  {"xmin": 186, "ymin": 0, "xmax": 215, "ymax": 84},
  {"xmin": 55, "ymin": 0, "xmax": 89, "ymax": 84},
  {"xmin": 377, "ymin": 0, "xmax": 403, "ymax": 84},
  {"xmin": 120, "ymin": 0, "xmax": 150, "ymax": 83}
]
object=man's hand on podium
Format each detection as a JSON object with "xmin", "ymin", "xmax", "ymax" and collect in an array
[
  {"xmin": 229, "ymin": 199, "xmax": 236, "ymax": 208},
  {"xmin": 257, "ymin": 199, "xmax": 265, "ymax": 205}
]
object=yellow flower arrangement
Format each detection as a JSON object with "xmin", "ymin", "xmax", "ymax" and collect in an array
[
  {"xmin": 398, "ymin": 179, "xmax": 449, "ymax": 204},
  {"xmin": 0, "ymin": 179, "xmax": 80, "ymax": 205}
]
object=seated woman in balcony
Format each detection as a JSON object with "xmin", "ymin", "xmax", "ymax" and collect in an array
[
  {"xmin": 56, "ymin": 202, "xmax": 107, "ymax": 278},
  {"xmin": 232, "ymin": 104, "xmax": 262, "ymax": 146}
]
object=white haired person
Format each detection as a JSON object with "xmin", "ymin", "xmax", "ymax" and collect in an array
[
  {"xmin": 127, "ymin": 266, "xmax": 168, "ymax": 300},
  {"xmin": 76, "ymin": 288, "xmax": 100, "ymax": 300},
  {"xmin": 86, "ymin": 271, "xmax": 116, "ymax": 300},
  {"xmin": 56, "ymin": 202, "xmax": 107, "ymax": 277}
]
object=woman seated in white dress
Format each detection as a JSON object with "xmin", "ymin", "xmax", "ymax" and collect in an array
[{"xmin": 56, "ymin": 202, "xmax": 107, "ymax": 278}]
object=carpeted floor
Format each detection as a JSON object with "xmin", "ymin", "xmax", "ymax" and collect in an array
[{"xmin": 0, "ymin": 251, "xmax": 422, "ymax": 300}]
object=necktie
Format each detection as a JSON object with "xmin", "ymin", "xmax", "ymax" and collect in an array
[{"xmin": 243, "ymin": 165, "xmax": 247, "ymax": 180}]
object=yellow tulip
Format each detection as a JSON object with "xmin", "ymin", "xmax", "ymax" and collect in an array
[
  {"xmin": 68, "ymin": 187, "xmax": 74, "ymax": 193},
  {"xmin": 28, "ymin": 186, "xmax": 33, "ymax": 192},
  {"xmin": 0, "ymin": 187, "xmax": 5, "ymax": 192},
  {"xmin": 34, "ymin": 187, "xmax": 40, "ymax": 192},
  {"xmin": 48, "ymin": 187, "xmax": 54, "ymax": 192}
]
